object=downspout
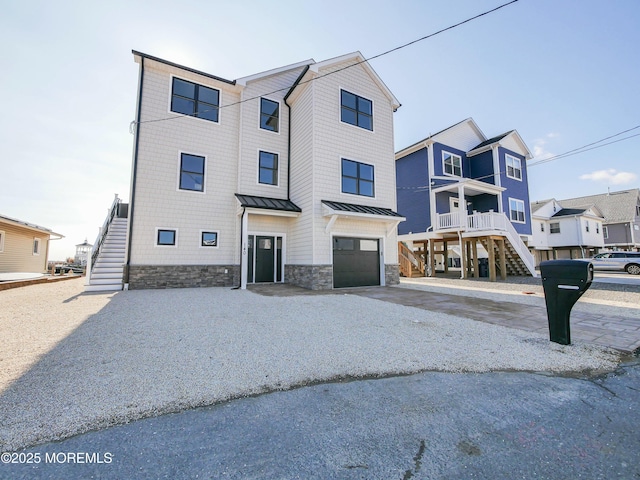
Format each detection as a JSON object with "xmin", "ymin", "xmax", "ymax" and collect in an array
[
  {"xmin": 233, "ymin": 207, "xmax": 246, "ymax": 289},
  {"xmin": 124, "ymin": 55, "xmax": 144, "ymax": 287}
]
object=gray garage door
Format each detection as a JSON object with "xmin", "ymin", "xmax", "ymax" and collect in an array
[{"xmin": 333, "ymin": 237, "xmax": 380, "ymax": 288}]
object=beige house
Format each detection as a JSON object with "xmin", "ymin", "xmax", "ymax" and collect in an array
[
  {"xmin": 86, "ymin": 50, "xmax": 404, "ymax": 291},
  {"xmin": 0, "ymin": 214, "xmax": 63, "ymax": 274}
]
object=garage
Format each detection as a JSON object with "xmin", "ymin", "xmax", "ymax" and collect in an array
[{"xmin": 333, "ymin": 237, "xmax": 380, "ymax": 288}]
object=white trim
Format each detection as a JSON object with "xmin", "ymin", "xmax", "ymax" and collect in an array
[
  {"xmin": 441, "ymin": 150, "xmax": 462, "ymax": 178},
  {"xmin": 257, "ymin": 149, "xmax": 280, "ymax": 188},
  {"xmin": 0, "ymin": 230, "xmax": 4, "ymax": 253},
  {"xmin": 244, "ymin": 207, "xmax": 300, "ymax": 218},
  {"xmin": 505, "ymin": 154, "xmax": 523, "ymax": 181},
  {"xmin": 330, "ymin": 232, "xmax": 386, "ymax": 287},
  {"xmin": 155, "ymin": 227, "xmax": 178, "ymax": 247},
  {"xmin": 321, "ymin": 203, "xmax": 405, "ymax": 224},
  {"xmin": 508, "ymin": 197, "xmax": 526, "ymax": 224},
  {"xmin": 33, "ymin": 237, "xmax": 41, "ymax": 256},
  {"xmin": 339, "ymin": 87, "xmax": 375, "ymax": 134},
  {"xmin": 258, "ymin": 97, "xmax": 281, "ymax": 135},
  {"xmin": 168, "ymin": 74, "xmax": 222, "ymax": 126},
  {"xmin": 236, "ymin": 59, "xmax": 314, "ymax": 86},
  {"xmin": 199, "ymin": 230, "xmax": 220, "ymax": 249},
  {"xmin": 177, "ymin": 150, "xmax": 207, "ymax": 194}
]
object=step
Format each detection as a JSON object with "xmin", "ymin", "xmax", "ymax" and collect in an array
[
  {"xmin": 89, "ymin": 277, "xmax": 124, "ymax": 285},
  {"xmin": 85, "ymin": 284, "xmax": 123, "ymax": 292},
  {"xmin": 91, "ymin": 273, "xmax": 123, "ymax": 281}
]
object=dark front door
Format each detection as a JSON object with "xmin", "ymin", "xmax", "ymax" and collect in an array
[
  {"xmin": 333, "ymin": 237, "xmax": 380, "ymax": 288},
  {"xmin": 255, "ymin": 236, "xmax": 275, "ymax": 282}
]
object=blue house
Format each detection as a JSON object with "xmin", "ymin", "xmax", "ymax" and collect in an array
[{"xmin": 395, "ymin": 118, "xmax": 536, "ymax": 280}]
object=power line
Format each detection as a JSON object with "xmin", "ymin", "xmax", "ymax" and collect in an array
[
  {"xmin": 133, "ymin": 0, "xmax": 519, "ymax": 127},
  {"xmin": 528, "ymin": 126, "xmax": 640, "ymax": 167}
]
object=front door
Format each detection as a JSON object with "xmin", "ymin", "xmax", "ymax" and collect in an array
[{"xmin": 255, "ymin": 236, "xmax": 275, "ymax": 282}]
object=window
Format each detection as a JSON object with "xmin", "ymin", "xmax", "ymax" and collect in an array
[
  {"xmin": 585, "ymin": 221, "xmax": 590, "ymax": 233},
  {"xmin": 603, "ymin": 226, "xmax": 609, "ymax": 239},
  {"xmin": 342, "ymin": 159, "xmax": 374, "ymax": 197},
  {"xmin": 258, "ymin": 151, "xmax": 279, "ymax": 186},
  {"xmin": 596, "ymin": 223, "xmax": 600, "ymax": 234},
  {"xmin": 171, "ymin": 77, "xmax": 219, "ymax": 122},
  {"xmin": 179, "ymin": 153, "xmax": 205, "ymax": 192},
  {"xmin": 33, "ymin": 238, "xmax": 41, "ymax": 255},
  {"xmin": 505, "ymin": 154, "xmax": 522, "ymax": 180},
  {"xmin": 340, "ymin": 90, "xmax": 373, "ymax": 130},
  {"xmin": 443, "ymin": 152, "xmax": 462, "ymax": 177},
  {"xmin": 157, "ymin": 229, "xmax": 176, "ymax": 246},
  {"xmin": 509, "ymin": 198, "xmax": 525, "ymax": 223},
  {"xmin": 0, "ymin": 230, "xmax": 4, "ymax": 252},
  {"xmin": 540, "ymin": 223, "xmax": 545, "ymax": 232},
  {"xmin": 201, "ymin": 231, "xmax": 218, "ymax": 247},
  {"xmin": 550, "ymin": 222, "xmax": 561, "ymax": 234},
  {"xmin": 260, "ymin": 98, "xmax": 279, "ymax": 132}
]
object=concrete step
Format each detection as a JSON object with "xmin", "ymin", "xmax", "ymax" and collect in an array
[
  {"xmin": 89, "ymin": 278, "xmax": 124, "ymax": 286},
  {"xmin": 85, "ymin": 284, "xmax": 123, "ymax": 292}
]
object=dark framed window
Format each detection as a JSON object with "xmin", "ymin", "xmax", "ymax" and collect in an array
[
  {"xmin": 260, "ymin": 98, "xmax": 279, "ymax": 132},
  {"xmin": 179, "ymin": 153, "xmax": 205, "ymax": 192},
  {"xmin": 342, "ymin": 159, "xmax": 374, "ymax": 197},
  {"xmin": 258, "ymin": 151, "xmax": 278, "ymax": 186},
  {"xmin": 157, "ymin": 229, "xmax": 176, "ymax": 246},
  {"xmin": 171, "ymin": 77, "xmax": 220, "ymax": 122},
  {"xmin": 201, "ymin": 231, "xmax": 218, "ymax": 247},
  {"xmin": 340, "ymin": 90, "xmax": 372, "ymax": 130},
  {"xmin": 550, "ymin": 222, "xmax": 561, "ymax": 234}
]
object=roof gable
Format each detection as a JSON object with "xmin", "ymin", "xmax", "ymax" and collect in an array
[
  {"xmin": 558, "ymin": 188, "xmax": 640, "ymax": 223},
  {"xmin": 396, "ymin": 118, "xmax": 486, "ymax": 158},
  {"xmin": 468, "ymin": 130, "xmax": 532, "ymax": 159}
]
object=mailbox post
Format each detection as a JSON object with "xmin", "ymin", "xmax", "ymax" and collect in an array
[{"xmin": 539, "ymin": 260, "xmax": 594, "ymax": 345}]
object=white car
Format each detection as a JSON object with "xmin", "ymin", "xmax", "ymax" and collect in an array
[{"xmin": 589, "ymin": 252, "xmax": 640, "ymax": 275}]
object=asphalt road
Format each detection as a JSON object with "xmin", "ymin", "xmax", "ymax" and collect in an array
[
  {"xmin": 592, "ymin": 270, "xmax": 640, "ymax": 286},
  {"xmin": 3, "ymin": 358, "xmax": 639, "ymax": 480}
]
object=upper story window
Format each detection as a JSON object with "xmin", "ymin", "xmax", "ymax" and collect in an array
[
  {"xmin": 260, "ymin": 98, "xmax": 279, "ymax": 132},
  {"xmin": 157, "ymin": 229, "xmax": 176, "ymax": 246},
  {"xmin": 442, "ymin": 152, "xmax": 462, "ymax": 177},
  {"xmin": 258, "ymin": 151, "xmax": 279, "ymax": 186},
  {"xmin": 179, "ymin": 153, "xmax": 205, "ymax": 192},
  {"xmin": 505, "ymin": 154, "xmax": 522, "ymax": 180},
  {"xmin": 550, "ymin": 222, "xmax": 561, "ymax": 234},
  {"xmin": 342, "ymin": 158, "xmax": 374, "ymax": 197},
  {"xmin": 340, "ymin": 90, "xmax": 372, "ymax": 131},
  {"xmin": 585, "ymin": 221, "xmax": 590, "ymax": 233},
  {"xmin": 603, "ymin": 226, "xmax": 609, "ymax": 239},
  {"xmin": 509, "ymin": 198, "xmax": 525, "ymax": 223},
  {"xmin": 596, "ymin": 223, "xmax": 600, "ymax": 234},
  {"xmin": 171, "ymin": 77, "xmax": 220, "ymax": 122},
  {"xmin": 540, "ymin": 223, "xmax": 545, "ymax": 232},
  {"xmin": 33, "ymin": 238, "xmax": 41, "ymax": 255}
]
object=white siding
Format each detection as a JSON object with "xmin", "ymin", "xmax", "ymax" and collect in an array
[
  {"xmin": 433, "ymin": 122, "xmax": 485, "ymax": 152},
  {"xmin": 130, "ymin": 59, "xmax": 241, "ymax": 265}
]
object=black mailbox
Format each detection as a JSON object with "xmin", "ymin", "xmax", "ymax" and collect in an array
[{"xmin": 540, "ymin": 260, "xmax": 593, "ymax": 345}]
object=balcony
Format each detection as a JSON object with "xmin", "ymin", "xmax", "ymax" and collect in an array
[{"xmin": 435, "ymin": 210, "xmax": 508, "ymax": 233}]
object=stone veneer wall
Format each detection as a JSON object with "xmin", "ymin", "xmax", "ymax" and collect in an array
[
  {"xmin": 285, "ymin": 264, "xmax": 333, "ymax": 290},
  {"xmin": 385, "ymin": 264, "xmax": 400, "ymax": 286},
  {"xmin": 128, "ymin": 265, "xmax": 239, "ymax": 289}
]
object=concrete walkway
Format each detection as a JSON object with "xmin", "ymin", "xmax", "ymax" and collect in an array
[{"xmin": 249, "ymin": 283, "xmax": 640, "ymax": 354}]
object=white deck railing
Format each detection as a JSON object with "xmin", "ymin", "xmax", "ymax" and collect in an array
[{"xmin": 434, "ymin": 211, "xmax": 536, "ymax": 276}]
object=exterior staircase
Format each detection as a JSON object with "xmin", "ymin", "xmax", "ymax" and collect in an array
[
  {"xmin": 398, "ymin": 242, "xmax": 426, "ymax": 277},
  {"xmin": 85, "ymin": 196, "xmax": 128, "ymax": 292},
  {"xmin": 479, "ymin": 236, "xmax": 531, "ymax": 277}
]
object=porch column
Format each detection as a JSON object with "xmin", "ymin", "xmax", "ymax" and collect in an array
[
  {"xmin": 457, "ymin": 183, "xmax": 467, "ymax": 230},
  {"xmin": 428, "ymin": 239, "xmax": 435, "ymax": 277},
  {"xmin": 460, "ymin": 237, "xmax": 467, "ymax": 279},
  {"xmin": 465, "ymin": 239, "xmax": 472, "ymax": 277},
  {"xmin": 498, "ymin": 238, "xmax": 507, "ymax": 280},
  {"xmin": 488, "ymin": 236, "xmax": 497, "ymax": 282},
  {"xmin": 443, "ymin": 240, "xmax": 449, "ymax": 273},
  {"xmin": 472, "ymin": 241, "xmax": 479, "ymax": 278},
  {"xmin": 240, "ymin": 211, "xmax": 249, "ymax": 290}
]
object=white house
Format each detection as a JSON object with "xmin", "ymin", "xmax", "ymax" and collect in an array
[
  {"xmin": 530, "ymin": 199, "xmax": 605, "ymax": 264},
  {"xmin": 87, "ymin": 51, "xmax": 403, "ymax": 291}
]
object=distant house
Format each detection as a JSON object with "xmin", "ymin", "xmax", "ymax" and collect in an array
[
  {"xmin": 555, "ymin": 188, "xmax": 640, "ymax": 252},
  {"xmin": 530, "ymin": 199, "xmax": 605, "ymax": 264},
  {"xmin": 86, "ymin": 50, "xmax": 403, "ymax": 291},
  {"xmin": 395, "ymin": 118, "xmax": 536, "ymax": 281},
  {"xmin": 0, "ymin": 214, "xmax": 63, "ymax": 274}
]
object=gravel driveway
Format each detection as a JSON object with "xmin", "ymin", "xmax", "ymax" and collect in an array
[{"xmin": 0, "ymin": 278, "xmax": 621, "ymax": 452}]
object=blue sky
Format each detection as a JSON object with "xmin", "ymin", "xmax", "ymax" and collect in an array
[{"xmin": 1, "ymin": 0, "xmax": 638, "ymax": 260}]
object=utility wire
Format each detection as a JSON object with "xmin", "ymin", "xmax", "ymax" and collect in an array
[
  {"xmin": 132, "ymin": 0, "xmax": 519, "ymax": 127},
  {"xmin": 528, "ymin": 126, "xmax": 640, "ymax": 166}
]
